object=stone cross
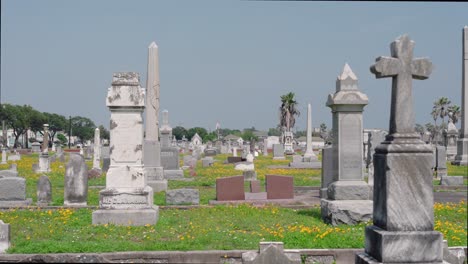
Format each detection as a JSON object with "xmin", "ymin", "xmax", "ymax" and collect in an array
[{"xmin": 371, "ymin": 35, "xmax": 432, "ymax": 136}]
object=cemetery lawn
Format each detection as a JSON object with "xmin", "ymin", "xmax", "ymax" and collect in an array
[
  {"xmin": 0, "ymin": 152, "xmax": 466, "ymax": 253},
  {"xmin": 1, "ymin": 201, "xmax": 466, "ymax": 254}
]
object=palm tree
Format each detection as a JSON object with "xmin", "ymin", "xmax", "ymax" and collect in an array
[
  {"xmin": 435, "ymin": 97, "xmax": 451, "ymax": 126},
  {"xmin": 279, "ymin": 92, "xmax": 300, "ymax": 132},
  {"xmin": 447, "ymin": 105, "xmax": 461, "ymax": 124}
]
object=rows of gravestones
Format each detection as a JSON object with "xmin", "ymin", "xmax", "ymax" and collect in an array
[{"xmin": 0, "ymin": 30, "xmax": 466, "ymax": 263}]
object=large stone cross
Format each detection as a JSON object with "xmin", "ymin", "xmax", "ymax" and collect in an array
[{"xmin": 371, "ymin": 35, "xmax": 432, "ymax": 136}]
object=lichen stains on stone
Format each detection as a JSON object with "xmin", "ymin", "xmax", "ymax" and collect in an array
[
  {"xmin": 134, "ymin": 144, "xmax": 142, "ymax": 153},
  {"xmin": 107, "ymin": 91, "xmax": 121, "ymax": 103},
  {"xmin": 110, "ymin": 120, "xmax": 118, "ymax": 130}
]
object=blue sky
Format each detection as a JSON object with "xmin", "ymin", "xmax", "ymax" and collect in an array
[{"xmin": 1, "ymin": 1, "xmax": 467, "ymax": 132}]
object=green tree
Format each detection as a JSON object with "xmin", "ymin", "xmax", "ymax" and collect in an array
[
  {"xmin": 172, "ymin": 126, "xmax": 188, "ymax": 140},
  {"xmin": 42, "ymin": 112, "xmax": 67, "ymax": 145},
  {"xmin": 241, "ymin": 130, "xmax": 258, "ymax": 142},
  {"xmin": 98, "ymin": 125, "xmax": 110, "ymax": 140},
  {"xmin": 268, "ymin": 127, "xmax": 281, "ymax": 136},
  {"xmin": 71, "ymin": 116, "xmax": 96, "ymax": 143},
  {"xmin": 279, "ymin": 92, "xmax": 300, "ymax": 132},
  {"xmin": 186, "ymin": 127, "xmax": 208, "ymax": 142},
  {"xmin": 447, "ymin": 105, "xmax": 461, "ymax": 124},
  {"xmin": 203, "ymin": 131, "xmax": 217, "ymax": 142},
  {"xmin": 57, "ymin": 133, "xmax": 68, "ymax": 145}
]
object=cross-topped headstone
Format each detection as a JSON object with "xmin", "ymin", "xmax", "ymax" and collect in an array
[{"xmin": 371, "ymin": 35, "xmax": 432, "ymax": 136}]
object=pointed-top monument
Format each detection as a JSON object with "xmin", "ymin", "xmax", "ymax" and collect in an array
[{"xmin": 143, "ymin": 41, "xmax": 167, "ymax": 192}]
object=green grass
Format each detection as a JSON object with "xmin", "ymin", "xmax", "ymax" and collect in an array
[
  {"xmin": 0, "ymin": 151, "xmax": 466, "ymax": 253},
  {"xmin": 1, "ymin": 201, "xmax": 466, "ymax": 253},
  {"xmin": 447, "ymin": 162, "xmax": 468, "ymax": 177}
]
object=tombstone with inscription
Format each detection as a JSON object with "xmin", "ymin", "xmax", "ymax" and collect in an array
[
  {"xmin": 272, "ymin": 144, "xmax": 285, "ymax": 160},
  {"xmin": 0, "ymin": 166, "xmax": 31, "ymax": 206},
  {"xmin": 92, "ymin": 72, "xmax": 158, "ymax": 226},
  {"xmin": 321, "ymin": 63, "xmax": 372, "ymax": 226},
  {"xmin": 356, "ymin": 35, "xmax": 443, "ymax": 263},
  {"xmin": 37, "ymin": 175, "xmax": 52, "ymax": 206},
  {"xmin": 283, "ymin": 131, "xmax": 294, "ymax": 155},
  {"xmin": 160, "ymin": 110, "xmax": 183, "ymax": 179},
  {"xmin": 0, "ymin": 221, "xmax": 10, "ymax": 253}
]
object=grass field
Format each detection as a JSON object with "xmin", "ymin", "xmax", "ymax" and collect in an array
[{"xmin": 0, "ymin": 151, "xmax": 466, "ymax": 253}]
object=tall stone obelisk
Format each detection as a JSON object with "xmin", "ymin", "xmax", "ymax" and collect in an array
[
  {"xmin": 303, "ymin": 103, "xmax": 317, "ymax": 160},
  {"xmin": 144, "ymin": 42, "xmax": 167, "ymax": 192},
  {"xmin": 453, "ymin": 26, "xmax": 468, "ymax": 166}
]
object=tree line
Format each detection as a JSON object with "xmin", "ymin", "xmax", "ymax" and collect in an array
[{"xmin": 0, "ymin": 103, "xmax": 109, "ymax": 148}]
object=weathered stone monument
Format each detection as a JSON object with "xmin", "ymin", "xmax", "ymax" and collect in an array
[
  {"xmin": 0, "ymin": 221, "xmax": 10, "ymax": 253},
  {"xmin": 435, "ymin": 145, "xmax": 447, "ymax": 178},
  {"xmin": 321, "ymin": 63, "xmax": 372, "ymax": 226},
  {"xmin": 320, "ymin": 146, "xmax": 333, "ymax": 198},
  {"xmin": 356, "ymin": 35, "xmax": 443, "ymax": 263},
  {"xmin": 444, "ymin": 115, "xmax": 459, "ymax": 161},
  {"xmin": 64, "ymin": 154, "xmax": 88, "ymax": 206},
  {"xmin": 92, "ymin": 72, "xmax": 158, "ymax": 226},
  {"xmin": 272, "ymin": 144, "xmax": 285, "ymax": 160},
  {"xmin": 37, "ymin": 175, "xmax": 52, "ymax": 206},
  {"xmin": 37, "ymin": 124, "xmax": 50, "ymax": 173},
  {"xmin": 242, "ymin": 242, "xmax": 301, "ymax": 264},
  {"xmin": 144, "ymin": 41, "xmax": 167, "ymax": 192},
  {"xmin": 0, "ymin": 148, "xmax": 6, "ymax": 165},
  {"xmin": 166, "ymin": 189, "xmax": 199, "ymax": 205},
  {"xmin": 31, "ymin": 142, "xmax": 41, "ymax": 153},
  {"xmin": 160, "ymin": 110, "xmax": 183, "ymax": 179},
  {"xmin": 453, "ymin": 26, "xmax": 468, "ymax": 166},
  {"xmin": 92, "ymin": 128, "xmax": 101, "ymax": 170},
  {"xmin": 0, "ymin": 166, "xmax": 31, "ymax": 206}
]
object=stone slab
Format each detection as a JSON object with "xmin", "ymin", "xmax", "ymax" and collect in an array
[
  {"xmin": 288, "ymin": 162, "xmax": 322, "ymax": 169},
  {"xmin": 0, "ymin": 221, "xmax": 9, "ymax": 253},
  {"xmin": 164, "ymin": 170, "xmax": 184, "ymax": 179},
  {"xmin": 242, "ymin": 242, "xmax": 301, "ymax": 264},
  {"xmin": 234, "ymin": 162, "xmax": 254, "ymax": 171},
  {"xmin": 327, "ymin": 180, "xmax": 370, "ymax": 200},
  {"xmin": 92, "ymin": 207, "xmax": 159, "ymax": 226},
  {"xmin": 363, "ymin": 225, "xmax": 443, "ymax": 263},
  {"xmin": 250, "ymin": 180, "xmax": 261, "ymax": 193},
  {"xmin": 436, "ymin": 145, "xmax": 447, "ymax": 169},
  {"xmin": 227, "ymin": 157, "xmax": 243, "ymax": 164},
  {"xmin": 166, "ymin": 189, "xmax": 199, "ymax": 205},
  {"xmin": 216, "ymin": 176, "xmax": 245, "ymax": 201},
  {"xmin": 0, "ymin": 177, "xmax": 26, "ymax": 201},
  {"xmin": 440, "ymin": 176, "xmax": 464, "ymax": 186},
  {"xmin": 147, "ymin": 180, "xmax": 168, "ymax": 193},
  {"xmin": 266, "ymin": 175, "xmax": 294, "ymax": 199},
  {"xmin": 201, "ymin": 158, "xmax": 214, "ymax": 167},
  {"xmin": 160, "ymin": 147, "xmax": 180, "ymax": 170},
  {"xmin": 321, "ymin": 199, "xmax": 373, "ymax": 226},
  {"xmin": 0, "ymin": 170, "xmax": 18, "ymax": 178}
]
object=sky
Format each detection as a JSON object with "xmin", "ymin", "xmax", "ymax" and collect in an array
[{"xmin": 1, "ymin": 1, "xmax": 467, "ymax": 132}]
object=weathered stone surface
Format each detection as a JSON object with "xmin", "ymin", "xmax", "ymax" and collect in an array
[
  {"xmin": 37, "ymin": 175, "xmax": 52, "ymax": 205},
  {"xmin": 161, "ymin": 147, "xmax": 180, "ymax": 170},
  {"xmin": 0, "ymin": 169, "xmax": 18, "ymax": 178},
  {"xmin": 320, "ymin": 147, "xmax": 334, "ymax": 199},
  {"xmin": 165, "ymin": 189, "xmax": 199, "ymax": 205},
  {"xmin": 64, "ymin": 154, "xmax": 88, "ymax": 206},
  {"xmin": 243, "ymin": 170, "xmax": 257, "ymax": 181},
  {"xmin": 242, "ymin": 242, "xmax": 301, "ymax": 264},
  {"xmin": 327, "ymin": 181, "xmax": 370, "ymax": 200},
  {"xmin": 272, "ymin": 144, "xmax": 285, "ymax": 160},
  {"xmin": 164, "ymin": 170, "xmax": 184, "ymax": 179},
  {"xmin": 37, "ymin": 154, "xmax": 50, "ymax": 173},
  {"xmin": 202, "ymin": 157, "xmax": 214, "ymax": 167},
  {"xmin": 234, "ymin": 162, "xmax": 254, "ymax": 171},
  {"xmin": 266, "ymin": 175, "xmax": 293, "ymax": 199},
  {"xmin": 442, "ymin": 240, "xmax": 466, "ymax": 264},
  {"xmin": 321, "ymin": 199, "xmax": 372, "ymax": 226},
  {"xmin": 7, "ymin": 154, "xmax": 20, "ymax": 161},
  {"xmin": 216, "ymin": 176, "xmax": 245, "ymax": 201},
  {"xmin": 0, "ymin": 221, "xmax": 10, "ymax": 253},
  {"xmin": 250, "ymin": 180, "xmax": 261, "ymax": 193},
  {"xmin": 0, "ymin": 177, "xmax": 26, "ymax": 201},
  {"xmin": 204, "ymin": 148, "xmax": 217, "ymax": 156},
  {"xmin": 92, "ymin": 208, "xmax": 159, "ymax": 226},
  {"xmin": 361, "ymin": 34, "xmax": 443, "ymax": 263},
  {"xmin": 440, "ymin": 176, "xmax": 464, "ymax": 186},
  {"xmin": 93, "ymin": 128, "xmax": 101, "ymax": 170},
  {"xmin": 102, "ymin": 157, "xmax": 110, "ymax": 172}
]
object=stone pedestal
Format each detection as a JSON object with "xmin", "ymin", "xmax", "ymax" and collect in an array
[
  {"xmin": 36, "ymin": 154, "xmax": 50, "ymax": 173},
  {"xmin": 359, "ymin": 34, "xmax": 443, "ymax": 263},
  {"xmin": 321, "ymin": 64, "xmax": 371, "ymax": 226},
  {"xmin": 92, "ymin": 72, "xmax": 158, "ymax": 226}
]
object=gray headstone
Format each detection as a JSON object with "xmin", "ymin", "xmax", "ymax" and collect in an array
[
  {"xmin": 0, "ymin": 221, "xmax": 10, "ymax": 253},
  {"xmin": 0, "ymin": 169, "xmax": 18, "ymax": 178},
  {"xmin": 243, "ymin": 170, "xmax": 257, "ymax": 181},
  {"xmin": 357, "ymin": 35, "xmax": 443, "ymax": 263},
  {"xmin": 0, "ymin": 177, "xmax": 26, "ymax": 201},
  {"xmin": 272, "ymin": 144, "xmax": 285, "ymax": 159},
  {"xmin": 320, "ymin": 147, "xmax": 334, "ymax": 199},
  {"xmin": 440, "ymin": 176, "xmax": 464, "ymax": 186},
  {"xmin": 37, "ymin": 175, "xmax": 52, "ymax": 205},
  {"xmin": 31, "ymin": 142, "xmax": 41, "ymax": 153},
  {"xmin": 160, "ymin": 147, "xmax": 180, "ymax": 170},
  {"xmin": 436, "ymin": 145, "xmax": 447, "ymax": 169},
  {"xmin": 101, "ymin": 146, "xmax": 110, "ymax": 159},
  {"xmin": 64, "ymin": 154, "xmax": 88, "ymax": 206},
  {"xmin": 102, "ymin": 157, "xmax": 110, "ymax": 172},
  {"xmin": 165, "ymin": 189, "xmax": 199, "ymax": 205},
  {"xmin": 201, "ymin": 157, "xmax": 214, "ymax": 167}
]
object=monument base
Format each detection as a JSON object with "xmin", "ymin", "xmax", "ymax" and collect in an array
[
  {"xmin": 327, "ymin": 180, "xmax": 370, "ymax": 200},
  {"xmin": 0, "ymin": 199, "xmax": 32, "ymax": 207},
  {"xmin": 92, "ymin": 207, "xmax": 159, "ymax": 226},
  {"xmin": 358, "ymin": 225, "xmax": 443, "ymax": 263},
  {"xmin": 320, "ymin": 199, "xmax": 372, "ymax": 226},
  {"xmin": 147, "ymin": 180, "xmax": 168, "ymax": 193},
  {"xmin": 355, "ymin": 253, "xmax": 443, "ymax": 264},
  {"xmin": 64, "ymin": 201, "xmax": 87, "ymax": 207},
  {"xmin": 164, "ymin": 169, "xmax": 184, "ymax": 179},
  {"xmin": 288, "ymin": 161, "xmax": 322, "ymax": 169},
  {"xmin": 319, "ymin": 188, "xmax": 328, "ymax": 199}
]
